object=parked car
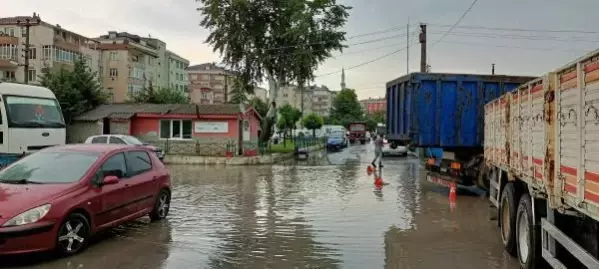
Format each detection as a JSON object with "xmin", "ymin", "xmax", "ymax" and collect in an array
[
  {"xmin": 0, "ymin": 144, "xmax": 171, "ymax": 256},
  {"xmin": 85, "ymin": 135, "xmax": 165, "ymax": 161},
  {"xmin": 382, "ymin": 138, "xmax": 408, "ymax": 157}
]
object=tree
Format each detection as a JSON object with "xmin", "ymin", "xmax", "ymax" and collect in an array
[
  {"xmin": 329, "ymin": 88, "xmax": 363, "ymax": 127},
  {"xmin": 40, "ymin": 58, "xmax": 108, "ymax": 122},
  {"xmin": 229, "ymin": 77, "xmax": 249, "ymax": 104},
  {"xmin": 365, "ymin": 110, "xmax": 385, "ymax": 131},
  {"xmin": 276, "ymin": 104, "xmax": 302, "ymax": 146},
  {"xmin": 248, "ymin": 97, "xmax": 268, "ymax": 120},
  {"xmin": 128, "ymin": 82, "xmax": 188, "ymax": 104},
  {"xmin": 302, "ymin": 113, "xmax": 324, "ymax": 138},
  {"xmin": 197, "ymin": 0, "xmax": 351, "ymax": 143}
]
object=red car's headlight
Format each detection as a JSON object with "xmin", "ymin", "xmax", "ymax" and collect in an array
[{"xmin": 2, "ymin": 204, "xmax": 51, "ymax": 227}]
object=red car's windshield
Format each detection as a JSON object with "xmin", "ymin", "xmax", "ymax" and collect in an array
[{"xmin": 0, "ymin": 151, "xmax": 100, "ymax": 184}]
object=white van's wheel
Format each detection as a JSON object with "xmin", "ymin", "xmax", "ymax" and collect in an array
[{"xmin": 516, "ymin": 193, "xmax": 541, "ymax": 269}]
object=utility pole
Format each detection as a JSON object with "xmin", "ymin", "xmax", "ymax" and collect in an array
[
  {"xmin": 492, "ymin": 63, "xmax": 495, "ymax": 75},
  {"xmin": 406, "ymin": 17, "xmax": 410, "ymax": 74},
  {"xmin": 419, "ymin": 23, "xmax": 427, "ymax": 73},
  {"xmin": 17, "ymin": 13, "xmax": 40, "ymax": 84}
]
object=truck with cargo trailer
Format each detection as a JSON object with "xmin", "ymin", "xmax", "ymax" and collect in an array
[
  {"xmin": 385, "ymin": 72, "xmax": 535, "ymax": 188},
  {"xmin": 482, "ymin": 50, "xmax": 599, "ymax": 268}
]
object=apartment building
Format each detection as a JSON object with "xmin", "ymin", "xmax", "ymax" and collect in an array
[
  {"xmin": 359, "ymin": 97, "xmax": 386, "ymax": 114},
  {"xmin": 166, "ymin": 50, "xmax": 189, "ymax": 94},
  {"xmin": 187, "ymin": 63, "xmax": 235, "ymax": 104},
  {"xmin": 308, "ymin": 85, "xmax": 336, "ymax": 117},
  {"xmin": 248, "ymin": 86, "xmax": 267, "ymax": 102},
  {"xmin": 0, "ymin": 14, "xmax": 101, "ymax": 84}
]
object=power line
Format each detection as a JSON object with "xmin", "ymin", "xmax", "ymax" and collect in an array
[
  {"xmin": 315, "ymin": 42, "xmax": 418, "ymax": 78},
  {"xmin": 441, "ymin": 40, "xmax": 591, "ymax": 53},
  {"xmin": 347, "ymin": 25, "xmax": 408, "ymax": 39},
  {"xmin": 427, "ymin": 31, "xmax": 599, "ymax": 43},
  {"xmin": 431, "ymin": 0, "xmax": 479, "ymax": 47},
  {"xmin": 428, "ymin": 23, "xmax": 599, "ymax": 34}
]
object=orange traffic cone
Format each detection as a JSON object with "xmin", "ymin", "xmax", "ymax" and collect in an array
[
  {"xmin": 367, "ymin": 165, "xmax": 374, "ymax": 175},
  {"xmin": 449, "ymin": 182, "xmax": 457, "ymax": 202}
]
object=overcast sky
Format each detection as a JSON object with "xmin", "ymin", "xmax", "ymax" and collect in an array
[{"xmin": 5, "ymin": 0, "xmax": 599, "ymax": 99}]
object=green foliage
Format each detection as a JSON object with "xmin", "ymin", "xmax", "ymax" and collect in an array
[
  {"xmin": 128, "ymin": 82, "xmax": 188, "ymax": 104},
  {"xmin": 276, "ymin": 104, "xmax": 302, "ymax": 131},
  {"xmin": 301, "ymin": 112, "xmax": 324, "ymax": 137},
  {"xmin": 40, "ymin": 58, "xmax": 108, "ymax": 122},
  {"xmin": 197, "ymin": 0, "xmax": 351, "ymax": 142},
  {"xmin": 228, "ymin": 77, "xmax": 248, "ymax": 104},
  {"xmin": 329, "ymin": 88, "xmax": 364, "ymax": 127},
  {"xmin": 364, "ymin": 110, "xmax": 385, "ymax": 131},
  {"xmin": 248, "ymin": 97, "xmax": 268, "ymax": 120}
]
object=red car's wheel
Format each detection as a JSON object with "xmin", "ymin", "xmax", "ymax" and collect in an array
[
  {"xmin": 150, "ymin": 190, "xmax": 171, "ymax": 221},
  {"xmin": 56, "ymin": 213, "xmax": 90, "ymax": 256}
]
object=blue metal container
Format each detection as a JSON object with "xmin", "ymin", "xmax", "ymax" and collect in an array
[{"xmin": 386, "ymin": 73, "xmax": 535, "ymax": 148}]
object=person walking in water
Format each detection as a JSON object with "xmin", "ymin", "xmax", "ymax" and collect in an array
[{"xmin": 372, "ymin": 134, "xmax": 384, "ymax": 168}]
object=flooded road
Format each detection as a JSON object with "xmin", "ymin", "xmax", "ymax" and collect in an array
[{"xmin": 3, "ymin": 145, "xmax": 520, "ymax": 269}]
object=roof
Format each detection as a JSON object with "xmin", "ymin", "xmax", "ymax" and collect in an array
[
  {"xmin": 43, "ymin": 144, "xmax": 132, "ymax": 154},
  {"xmin": 74, "ymin": 103, "xmax": 246, "ymax": 121},
  {"xmin": 186, "ymin": 63, "xmax": 236, "ymax": 75},
  {"xmin": 0, "ymin": 82, "xmax": 57, "ymax": 99}
]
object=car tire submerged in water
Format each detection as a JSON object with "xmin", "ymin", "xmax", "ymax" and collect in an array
[
  {"xmin": 499, "ymin": 183, "xmax": 519, "ymax": 256},
  {"xmin": 56, "ymin": 213, "xmax": 90, "ymax": 256},
  {"xmin": 150, "ymin": 189, "xmax": 171, "ymax": 221},
  {"xmin": 516, "ymin": 193, "xmax": 542, "ymax": 269}
]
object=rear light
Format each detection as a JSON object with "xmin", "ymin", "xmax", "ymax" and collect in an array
[
  {"xmin": 427, "ymin": 158, "xmax": 435, "ymax": 165},
  {"xmin": 450, "ymin": 162, "xmax": 461, "ymax": 170}
]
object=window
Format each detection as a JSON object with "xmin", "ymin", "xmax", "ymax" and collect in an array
[
  {"xmin": 28, "ymin": 48, "xmax": 36, "ymax": 59},
  {"xmin": 4, "ymin": 96, "xmax": 65, "ymax": 128},
  {"xmin": 21, "ymin": 27, "xmax": 26, "ymax": 37},
  {"xmin": 0, "ymin": 151, "xmax": 100, "ymax": 184},
  {"xmin": 91, "ymin": 136, "xmax": 107, "ymax": 144},
  {"xmin": 109, "ymin": 68, "xmax": 118, "ymax": 77},
  {"xmin": 125, "ymin": 151, "xmax": 152, "ymax": 176},
  {"xmin": 109, "ymin": 52, "xmax": 118, "ymax": 61},
  {"xmin": 27, "ymin": 69, "xmax": 36, "ymax": 82},
  {"xmin": 98, "ymin": 153, "xmax": 127, "ymax": 179},
  {"xmin": 42, "ymin": 45, "xmax": 52, "ymax": 60},
  {"xmin": 109, "ymin": 136, "xmax": 126, "ymax": 144},
  {"xmin": 159, "ymin": 119, "xmax": 192, "ymax": 139}
]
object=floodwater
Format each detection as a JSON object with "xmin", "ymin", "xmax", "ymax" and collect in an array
[{"xmin": 3, "ymin": 145, "xmax": 520, "ymax": 269}]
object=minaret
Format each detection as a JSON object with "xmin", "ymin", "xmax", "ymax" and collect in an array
[{"xmin": 340, "ymin": 67, "xmax": 346, "ymax": 90}]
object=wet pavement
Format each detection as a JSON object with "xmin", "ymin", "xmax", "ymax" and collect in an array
[{"xmin": 3, "ymin": 145, "xmax": 520, "ymax": 269}]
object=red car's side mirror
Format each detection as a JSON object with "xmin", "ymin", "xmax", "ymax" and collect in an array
[{"xmin": 102, "ymin": 175, "xmax": 120, "ymax": 186}]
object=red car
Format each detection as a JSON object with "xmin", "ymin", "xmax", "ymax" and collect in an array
[{"xmin": 0, "ymin": 144, "xmax": 171, "ymax": 256}]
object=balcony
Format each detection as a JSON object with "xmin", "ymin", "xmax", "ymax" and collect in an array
[
  {"xmin": 0, "ymin": 36, "xmax": 18, "ymax": 46},
  {"xmin": 53, "ymin": 36, "xmax": 81, "ymax": 53},
  {"xmin": 127, "ymin": 41, "xmax": 158, "ymax": 58},
  {"xmin": 0, "ymin": 59, "xmax": 18, "ymax": 70}
]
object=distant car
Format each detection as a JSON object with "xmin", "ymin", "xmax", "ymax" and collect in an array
[
  {"xmin": 85, "ymin": 135, "xmax": 164, "ymax": 161},
  {"xmin": 382, "ymin": 139, "xmax": 408, "ymax": 156},
  {"xmin": 327, "ymin": 131, "xmax": 347, "ymax": 151},
  {"xmin": 0, "ymin": 144, "xmax": 171, "ymax": 256}
]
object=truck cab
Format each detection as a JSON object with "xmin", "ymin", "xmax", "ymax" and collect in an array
[{"xmin": 347, "ymin": 122, "xmax": 367, "ymax": 144}]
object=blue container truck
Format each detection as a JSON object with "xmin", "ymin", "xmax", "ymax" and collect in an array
[{"xmin": 386, "ymin": 72, "xmax": 535, "ymax": 188}]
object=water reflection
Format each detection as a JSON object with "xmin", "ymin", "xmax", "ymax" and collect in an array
[{"xmin": 6, "ymin": 147, "xmax": 519, "ymax": 269}]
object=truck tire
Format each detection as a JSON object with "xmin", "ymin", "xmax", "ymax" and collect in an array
[
  {"xmin": 500, "ymin": 182, "xmax": 518, "ymax": 256},
  {"xmin": 516, "ymin": 193, "xmax": 542, "ymax": 269}
]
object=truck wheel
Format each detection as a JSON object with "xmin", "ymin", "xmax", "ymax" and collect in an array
[
  {"xmin": 499, "ymin": 183, "xmax": 518, "ymax": 256},
  {"xmin": 516, "ymin": 193, "xmax": 542, "ymax": 269}
]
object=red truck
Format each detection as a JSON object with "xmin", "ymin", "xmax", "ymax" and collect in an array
[{"xmin": 348, "ymin": 122, "xmax": 367, "ymax": 144}]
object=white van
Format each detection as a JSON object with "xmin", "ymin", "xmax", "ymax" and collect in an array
[{"xmin": 0, "ymin": 83, "xmax": 66, "ymax": 166}]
